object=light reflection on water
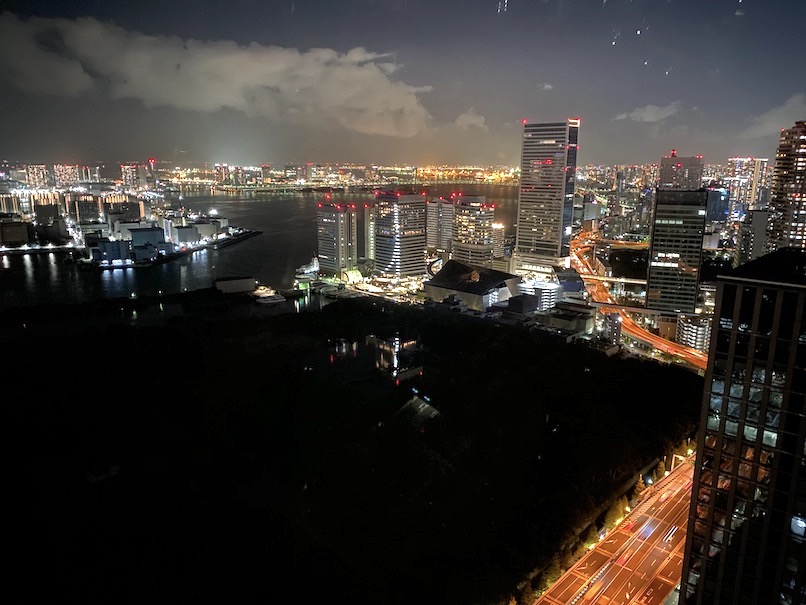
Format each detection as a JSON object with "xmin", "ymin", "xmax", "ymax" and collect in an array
[{"xmin": 0, "ymin": 184, "xmax": 517, "ymax": 311}]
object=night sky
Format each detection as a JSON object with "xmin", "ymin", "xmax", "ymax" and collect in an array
[{"xmin": 0, "ymin": 0, "xmax": 803, "ymax": 166}]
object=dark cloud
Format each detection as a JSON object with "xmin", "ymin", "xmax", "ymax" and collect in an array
[{"xmin": 0, "ymin": 12, "xmax": 433, "ymax": 138}]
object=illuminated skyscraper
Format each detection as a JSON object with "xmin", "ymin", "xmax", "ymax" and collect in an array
[
  {"xmin": 25, "ymin": 164, "xmax": 49, "ymax": 189},
  {"xmin": 451, "ymin": 195, "xmax": 496, "ymax": 267},
  {"xmin": 646, "ymin": 189, "xmax": 708, "ymax": 313},
  {"xmin": 680, "ymin": 248, "xmax": 806, "ymax": 604},
  {"xmin": 727, "ymin": 157, "xmax": 768, "ymax": 215},
  {"xmin": 317, "ymin": 202, "xmax": 358, "ymax": 277},
  {"xmin": 374, "ymin": 192, "xmax": 426, "ymax": 277},
  {"xmin": 363, "ymin": 202, "xmax": 376, "ymax": 261},
  {"xmin": 513, "ymin": 118, "xmax": 580, "ymax": 269},
  {"xmin": 659, "ymin": 150, "xmax": 704, "ymax": 190},
  {"xmin": 426, "ymin": 196, "xmax": 455, "ymax": 250},
  {"xmin": 733, "ymin": 210, "xmax": 770, "ymax": 268},
  {"xmin": 120, "ymin": 164, "xmax": 143, "ymax": 189},
  {"xmin": 766, "ymin": 121, "xmax": 806, "ymax": 253},
  {"xmin": 53, "ymin": 164, "xmax": 81, "ymax": 188}
]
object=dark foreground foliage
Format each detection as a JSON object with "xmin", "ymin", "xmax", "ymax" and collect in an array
[{"xmin": 6, "ymin": 296, "xmax": 703, "ymax": 605}]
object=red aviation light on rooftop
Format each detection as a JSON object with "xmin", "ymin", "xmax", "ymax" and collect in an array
[
  {"xmin": 317, "ymin": 203, "xmax": 322, "ymax": 208},
  {"xmin": 148, "ymin": 158, "xmax": 156, "ymax": 164},
  {"xmin": 521, "ymin": 118, "xmax": 528, "ymax": 125},
  {"xmin": 670, "ymin": 149, "xmax": 677, "ymax": 157}
]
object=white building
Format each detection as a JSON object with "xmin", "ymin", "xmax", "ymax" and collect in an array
[
  {"xmin": 451, "ymin": 195, "xmax": 495, "ymax": 267},
  {"xmin": 426, "ymin": 196, "xmax": 455, "ymax": 251},
  {"xmin": 766, "ymin": 121, "xmax": 806, "ymax": 253},
  {"xmin": 513, "ymin": 118, "xmax": 580, "ymax": 270},
  {"xmin": 374, "ymin": 192, "xmax": 426, "ymax": 277},
  {"xmin": 317, "ymin": 202, "xmax": 358, "ymax": 277},
  {"xmin": 675, "ymin": 314, "xmax": 711, "ymax": 352}
]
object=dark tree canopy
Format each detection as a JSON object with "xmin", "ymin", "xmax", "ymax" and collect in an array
[{"xmin": 6, "ymin": 295, "xmax": 703, "ymax": 605}]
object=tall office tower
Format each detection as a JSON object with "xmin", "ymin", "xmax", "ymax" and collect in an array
[
  {"xmin": 451, "ymin": 195, "xmax": 496, "ymax": 267},
  {"xmin": 646, "ymin": 189, "xmax": 708, "ymax": 313},
  {"xmin": 733, "ymin": 209, "xmax": 770, "ymax": 268},
  {"xmin": 363, "ymin": 202, "xmax": 376, "ymax": 261},
  {"xmin": 25, "ymin": 164, "xmax": 49, "ymax": 189},
  {"xmin": 766, "ymin": 121, "xmax": 806, "ymax": 253},
  {"xmin": 260, "ymin": 165, "xmax": 272, "ymax": 185},
  {"xmin": 374, "ymin": 192, "xmax": 426, "ymax": 277},
  {"xmin": 53, "ymin": 164, "xmax": 81, "ymax": 188},
  {"xmin": 727, "ymin": 157, "xmax": 769, "ymax": 215},
  {"xmin": 317, "ymin": 202, "xmax": 358, "ymax": 277},
  {"xmin": 120, "ymin": 164, "xmax": 142, "ymax": 189},
  {"xmin": 680, "ymin": 248, "xmax": 806, "ymax": 605},
  {"xmin": 659, "ymin": 150, "xmax": 704, "ymax": 190},
  {"xmin": 426, "ymin": 196, "xmax": 456, "ymax": 251},
  {"xmin": 513, "ymin": 118, "xmax": 580, "ymax": 270}
]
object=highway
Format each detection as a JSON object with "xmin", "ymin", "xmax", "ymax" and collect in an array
[
  {"xmin": 536, "ymin": 461, "xmax": 694, "ymax": 605},
  {"xmin": 569, "ymin": 234, "xmax": 708, "ymax": 371}
]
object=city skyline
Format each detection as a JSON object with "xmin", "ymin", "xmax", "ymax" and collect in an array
[{"xmin": 0, "ymin": 1, "xmax": 804, "ymax": 166}]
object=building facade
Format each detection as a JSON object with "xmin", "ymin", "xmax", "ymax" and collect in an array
[
  {"xmin": 53, "ymin": 164, "xmax": 81, "ymax": 188},
  {"xmin": 513, "ymin": 118, "xmax": 580, "ymax": 268},
  {"xmin": 374, "ymin": 192, "xmax": 426, "ymax": 277},
  {"xmin": 766, "ymin": 121, "xmax": 806, "ymax": 253},
  {"xmin": 680, "ymin": 249, "xmax": 806, "ymax": 605},
  {"xmin": 733, "ymin": 209, "xmax": 770, "ymax": 268},
  {"xmin": 646, "ymin": 189, "xmax": 708, "ymax": 313},
  {"xmin": 727, "ymin": 157, "xmax": 768, "ymax": 215},
  {"xmin": 451, "ymin": 195, "xmax": 496, "ymax": 267},
  {"xmin": 659, "ymin": 150, "xmax": 704, "ymax": 190},
  {"xmin": 363, "ymin": 202, "xmax": 376, "ymax": 261},
  {"xmin": 426, "ymin": 197, "xmax": 455, "ymax": 251},
  {"xmin": 25, "ymin": 164, "xmax": 50, "ymax": 189},
  {"xmin": 317, "ymin": 202, "xmax": 358, "ymax": 277}
]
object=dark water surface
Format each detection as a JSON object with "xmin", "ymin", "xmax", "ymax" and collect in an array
[{"xmin": 0, "ymin": 184, "xmax": 518, "ymax": 311}]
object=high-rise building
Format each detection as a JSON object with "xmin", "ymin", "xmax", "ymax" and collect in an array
[
  {"xmin": 426, "ymin": 196, "xmax": 455, "ymax": 251},
  {"xmin": 733, "ymin": 209, "xmax": 770, "ymax": 268},
  {"xmin": 374, "ymin": 192, "xmax": 426, "ymax": 277},
  {"xmin": 766, "ymin": 121, "xmax": 806, "ymax": 253},
  {"xmin": 53, "ymin": 164, "xmax": 81, "ymax": 188},
  {"xmin": 727, "ymin": 157, "xmax": 769, "ymax": 215},
  {"xmin": 680, "ymin": 248, "xmax": 806, "ymax": 605},
  {"xmin": 25, "ymin": 164, "xmax": 50, "ymax": 189},
  {"xmin": 659, "ymin": 150, "xmax": 704, "ymax": 190},
  {"xmin": 451, "ymin": 195, "xmax": 496, "ymax": 267},
  {"xmin": 705, "ymin": 186, "xmax": 730, "ymax": 223},
  {"xmin": 646, "ymin": 189, "xmax": 708, "ymax": 313},
  {"xmin": 363, "ymin": 202, "xmax": 376, "ymax": 261},
  {"xmin": 120, "ymin": 164, "xmax": 143, "ymax": 189},
  {"xmin": 513, "ymin": 118, "xmax": 580, "ymax": 269},
  {"xmin": 317, "ymin": 202, "xmax": 358, "ymax": 277}
]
